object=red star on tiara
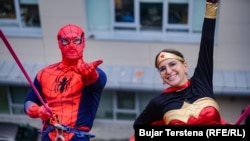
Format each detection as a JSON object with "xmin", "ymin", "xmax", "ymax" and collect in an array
[{"xmin": 160, "ymin": 54, "xmax": 165, "ymax": 59}]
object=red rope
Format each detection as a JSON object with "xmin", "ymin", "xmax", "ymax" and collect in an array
[
  {"xmin": 0, "ymin": 29, "xmax": 52, "ymax": 116},
  {"xmin": 235, "ymin": 104, "xmax": 250, "ymax": 125}
]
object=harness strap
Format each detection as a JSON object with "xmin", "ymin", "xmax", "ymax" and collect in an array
[{"xmin": 42, "ymin": 125, "xmax": 95, "ymax": 138}]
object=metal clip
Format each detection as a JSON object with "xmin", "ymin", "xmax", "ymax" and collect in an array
[
  {"xmin": 54, "ymin": 123, "xmax": 65, "ymax": 141},
  {"xmin": 49, "ymin": 114, "xmax": 60, "ymax": 125}
]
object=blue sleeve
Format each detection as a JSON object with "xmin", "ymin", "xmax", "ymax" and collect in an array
[{"xmin": 24, "ymin": 76, "xmax": 44, "ymax": 105}]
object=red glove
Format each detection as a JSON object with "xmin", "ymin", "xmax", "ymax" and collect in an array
[
  {"xmin": 26, "ymin": 102, "xmax": 51, "ymax": 121},
  {"xmin": 77, "ymin": 59, "xmax": 103, "ymax": 85}
]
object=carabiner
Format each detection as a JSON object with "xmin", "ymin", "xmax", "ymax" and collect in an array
[{"xmin": 54, "ymin": 123, "xmax": 65, "ymax": 141}]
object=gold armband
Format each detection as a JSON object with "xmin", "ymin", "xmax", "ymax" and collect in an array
[{"xmin": 205, "ymin": 2, "xmax": 218, "ymax": 19}]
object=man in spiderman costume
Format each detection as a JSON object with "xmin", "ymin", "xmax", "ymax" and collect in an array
[
  {"xmin": 130, "ymin": 1, "xmax": 225, "ymax": 140},
  {"xmin": 24, "ymin": 24, "xmax": 107, "ymax": 141}
]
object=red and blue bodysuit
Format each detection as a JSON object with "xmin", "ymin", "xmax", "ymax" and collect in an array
[
  {"xmin": 133, "ymin": 1, "xmax": 225, "ymax": 127},
  {"xmin": 24, "ymin": 24, "xmax": 107, "ymax": 141}
]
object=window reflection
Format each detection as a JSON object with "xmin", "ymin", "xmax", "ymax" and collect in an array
[
  {"xmin": 115, "ymin": 0, "xmax": 134, "ymax": 23},
  {"xmin": 10, "ymin": 86, "xmax": 29, "ymax": 115},
  {"xmin": 0, "ymin": 0, "xmax": 41, "ymax": 28},
  {"xmin": 10, "ymin": 86, "xmax": 29, "ymax": 103},
  {"xmin": 0, "ymin": 0, "xmax": 16, "ymax": 19},
  {"xmin": 95, "ymin": 90, "xmax": 113, "ymax": 119},
  {"xmin": 20, "ymin": 4, "xmax": 40, "ymax": 27},
  {"xmin": 0, "ymin": 86, "xmax": 9, "ymax": 114},
  {"xmin": 117, "ymin": 91, "xmax": 135, "ymax": 109},
  {"xmin": 168, "ymin": 3, "xmax": 188, "ymax": 24},
  {"xmin": 140, "ymin": 3, "xmax": 162, "ymax": 31}
]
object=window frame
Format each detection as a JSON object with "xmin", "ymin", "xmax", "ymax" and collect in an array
[
  {"xmin": 0, "ymin": 0, "xmax": 42, "ymax": 37},
  {"xmin": 86, "ymin": 0, "xmax": 207, "ymax": 43},
  {"xmin": 0, "ymin": 85, "xmax": 29, "ymax": 115},
  {"xmin": 114, "ymin": 91, "xmax": 139, "ymax": 121},
  {"xmin": 8, "ymin": 85, "xmax": 29, "ymax": 115}
]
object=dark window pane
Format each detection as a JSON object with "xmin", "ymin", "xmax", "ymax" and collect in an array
[
  {"xmin": 168, "ymin": 3, "xmax": 188, "ymax": 24},
  {"xmin": 0, "ymin": 0, "xmax": 16, "ymax": 19},
  {"xmin": 20, "ymin": 4, "xmax": 41, "ymax": 27},
  {"xmin": 115, "ymin": 0, "xmax": 134, "ymax": 23},
  {"xmin": 95, "ymin": 90, "xmax": 113, "ymax": 119},
  {"xmin": 140, "ymin": 2, "xmax": 162, "ymax": 31},
  {"xmin": 117, "ymin": 91, "xmax": 135, "ymax": 109},
  {"xmin": 0, "ymin": 86, "xmax": 10, "ymax": 113},
  {"xmin": 138, "ymin": 91, "xmax": 154, "ymax": 113},
  {"xmin": 10, "ymin": 86, "xmax": 29, "ymax": 103}
]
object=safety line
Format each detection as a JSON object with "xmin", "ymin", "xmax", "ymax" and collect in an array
[{"xmin": 0, "ymin": 29, "xmax": 52, "ymax": 116}]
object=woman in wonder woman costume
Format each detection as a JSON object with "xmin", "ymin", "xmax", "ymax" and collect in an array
[
  {"xmin": 24, "ymin": 24, "xmax": 107, "ymax": 141},
  {"xmin": 133, "ymin": 0, "xmax": 226, "ymax": 129}
]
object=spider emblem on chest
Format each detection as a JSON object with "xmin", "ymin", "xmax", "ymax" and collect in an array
[{"xmin": 54, "ymin": 75, "xmax": 72, "ymax": 93}]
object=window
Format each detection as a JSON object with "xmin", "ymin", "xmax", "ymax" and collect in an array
[
  {"xmin": 9, "ymin": 86, "xmax": 29, "ymax": 115},
  {"xmin": 0, "ymin": 85, "xmax": 29, "ymax": 115},
  {"xmin": 0, "ymin": 86, "xmax": 10, "ymax": 114},
  {"xmin": 95, "ymin": 90, "xmax": 114, "ymax": 119},
  {"xmin": 86, "ymin": 0, "xmax": 206, "ymax": 42},
  {"xmin": 140, "ymin": 2, "xmax": 163, "ymax": 31},
  {"xmin": 137, "ymin": 91, "xmax": 155, "ymax": 113},
  {"xmin": 96, "ymin": 90, "xmax": 138, "ymax": 121},
  {"xmin": 0, "ymin": 0, "xmax": 41, "ymax": 37},
  {"xmin": 115, "ymin": 91, "xmax": 138, "ymax": 120}
]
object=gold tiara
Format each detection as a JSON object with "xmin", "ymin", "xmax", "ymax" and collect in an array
[{"xmin": 156, "ymin": 52, "xmax": 184, "ymax": 67}]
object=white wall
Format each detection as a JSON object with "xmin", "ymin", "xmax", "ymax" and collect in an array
[{"xmin": 1, "ymin": 0, "xmax": 249, "ymax": 70}]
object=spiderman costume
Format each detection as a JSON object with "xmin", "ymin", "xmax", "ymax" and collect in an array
[
  {"xmin": 24, "ymin": 24, "xmax": 107, "ymax": 141},
  {"xmin": 133, "ymin": 1, "xmax": 225, "ymax": 128}
]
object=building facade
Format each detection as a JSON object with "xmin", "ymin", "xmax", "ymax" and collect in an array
[{"xmin": 0, "ymin": 0, "xmax": 250, "ymax": 135}]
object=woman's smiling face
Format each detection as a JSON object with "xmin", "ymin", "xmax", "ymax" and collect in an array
[{"xmin": 158, "ymin": 58, "xmax": 188, "ymax": 87}]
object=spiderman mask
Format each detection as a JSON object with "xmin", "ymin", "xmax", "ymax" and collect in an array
[{"xmin": 57, "ymin": 24, "xmax": 85, "ymax": 61}]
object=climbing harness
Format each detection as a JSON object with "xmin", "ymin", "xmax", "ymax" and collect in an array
[
  {"xmin": 42, "ymin": 122, "xmax": 95, "ymax": 140},
  {"xmin": 48, "ymin": 115, "xmax": 94, "ymax": 140}
]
